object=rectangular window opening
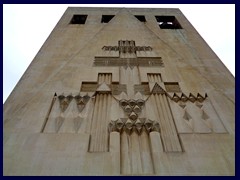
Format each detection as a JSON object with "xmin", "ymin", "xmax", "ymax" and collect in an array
[
  {"xmin": 135, "ymin": 15, "xmax": 146, "ymax": 22},
  {"xmin": 155, "ymin": 16, "xmax": 182, "ymax": 29},
  {"xmin": 70, "ymin": 15, "xmax": 88, "ymax": 24},
  {"xmin": 101, "ymin": 15, "xmax": 115, "ymax": 23}
]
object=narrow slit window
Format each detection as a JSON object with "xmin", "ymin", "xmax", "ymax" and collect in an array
[
  {"xmin": 135, "ymin": 15, "xmax": 146, "ymax": 22},
  {"xmin": 70, "ymin": 15, "xmax": 88, "ymax": 24},
  {"xmin": 101, "ymin": 15, "xmax": 114, "ymax": 23},
  {"xmin": 155, "ymin": 16, "xmax": 182, "ymax": 29}
]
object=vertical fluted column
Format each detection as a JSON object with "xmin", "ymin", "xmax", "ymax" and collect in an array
[
  {"xmin": 149, "ymin": 131, "xmax": 165, "ymax": 174},
  {"xmin": 89, "ymin": 94, "xmax": 101, "ymax": 152},
  {"xmin": 121, "ymin": 131, "xmax": 131, "ymax": 174},
  {"xmin": 140, "ymin": 129, "xmax": 154, "ymax": 174},
  {"xmin": 89, "ymin": 73, "xmax": 112, "ymax": 152},
  {"xmin": 150, "ymin": 93, "xmax": 182, "ymax": 152},
  {"xmin": 131, "ymin": 132, "xmax": 143, "ymax": 174},
  {"xmin": 160, "ymin": 94, "xmax": 182, "ymax": 151},
  {"xmin": 110, "ymin": 132, "xmax": 120, "ymax": 175}
]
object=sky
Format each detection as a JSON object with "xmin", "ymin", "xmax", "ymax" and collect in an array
[{"xmin": 3, "ymin": 4, "xmax": 235, "ymax": 103}]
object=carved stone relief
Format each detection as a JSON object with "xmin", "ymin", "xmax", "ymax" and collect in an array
[{"xmin": 43, "ymin": 93, "xmax": 91, "ymax": 133}]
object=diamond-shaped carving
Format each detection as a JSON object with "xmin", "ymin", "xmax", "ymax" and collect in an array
[
  {"xmin": 189, "ymin": 93, "xmax": 196, "ymax": 102},
  {"xmin": 133, "ymin": 105, "xmax": 141, "ymax": 114},
  {"xmin": 181, "ymin": 93, "xmax": 188, "ymax": 102},
  {"xmin": 129, "ymin": 111, "xmax": 138, "ymax": 121},
  {"xmin": 172, "ymin": 93, "xmax": 180, "ymax": 102}
]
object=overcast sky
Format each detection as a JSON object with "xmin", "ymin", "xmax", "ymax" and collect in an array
[{"xmin": 3, "ymin": 4, "xmax": 235, "ymax": 103}]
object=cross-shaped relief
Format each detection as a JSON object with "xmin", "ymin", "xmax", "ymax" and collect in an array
[{"xmin": 42, "ymin": 39, "xmax": 227, "ymax": 175}]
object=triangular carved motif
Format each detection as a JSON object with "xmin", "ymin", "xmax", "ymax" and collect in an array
[
  {"xmin": 59, "ymin": 95, "xmax": 73, "ymax": 112},
  {"xmin": 181, "ymin": 93, "xmax": 188, "ymax": 102},
  {"xmin": 55, "ymin": 116, "xmax": 64, "ymax": 133},
  {"xmin": 195, "ymin": 101, "xmax": 203, "ymax": 109},
  {"xmin": 201, "ymin": 110, "xmax": 212, "ymax": 131},
  {"xmin": 178, "ymin": 101, "xmax": 186, "ymax": 109},
  {"xmin": 96, "ymin": 82, "xmax": 111, "ymax": 92},
  {"xmin": 172, "ymin": 93, "xmax": 180, "ymax": 102},
  {"xmin": 73, "ymin": 116, "xmax": 83, "ymax": 133},
  {"xmin": 183, "ymin": 110, "xmax": 193, "ymax": 130},
  {"xmin": 202, "ymin": 110, "xmax": 210, "ymax": 120},
  {"xmin": 189, "ymin": 93, "xmax": 196, "ymax": 102},
  {"xmin": 151, "ymin": 83, "xmax": 165, "ymax": 94}
]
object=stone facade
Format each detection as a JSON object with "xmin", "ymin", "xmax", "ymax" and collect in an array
[{"xmin": 3, "ymin": 7, "xmax": 235, "ymax": 175}]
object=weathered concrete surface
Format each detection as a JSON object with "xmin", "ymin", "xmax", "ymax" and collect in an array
[{"xmin": 4, "ymin": 7, "xmax": 234, "ymax": 175}]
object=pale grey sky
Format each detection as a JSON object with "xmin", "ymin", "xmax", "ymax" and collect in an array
[{"xmin": 3, "ymin": 4, "xmax": 235, "ymax": 103}]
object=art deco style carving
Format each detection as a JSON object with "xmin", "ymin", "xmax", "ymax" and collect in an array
[
  {"xmin": 119, "ymin": 99, "xmax": 145, "ymax": 120},
  {"xmin": 148, "ymin": 73, "xmax": 162, "ymax": 83},
  {"xmin": 108, "ymin": 118, "xmax": 160, "ymax": 135},
  {"xmin": 102, "ymin": 40, "xmax": 152, "ymax": 53},
  {"xmin": 94, "ymin": 40, "xmax": 163, "ymax": 67},
  {"xmin": 94, "ymin": 57, "xmax": 163, "ymax": 67},
  {"xmin": 151, "ymin": 83, "xmax": 166, "ymax": 94},
  {"xmin": 169, "ymin": 97, "xmax": 227, "ymax": 134},
  {"xmin": 74, "ymin": 94, "xmax": 90, "ymax": 113},
  {"xmin": 102, "ymin": 45, "xmax": 152, "ymax": 53},
  {"xmin": 58, "ymin": 94, "xmax": 73, "ymax": 112}
]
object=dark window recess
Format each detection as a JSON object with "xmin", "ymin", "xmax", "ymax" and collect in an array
[
  {"xmin": 135, "ymin": 15, "xmax": 146, "ymax": 22},
  {"xmin": 155, "ymin": 16, "xmax": 182, "ymax": 29},
  {"xmin": 101, "ymin": 15, "xmax": 114, "ymax": 23},
  {"xmin": 70, "ymin": 15, "xmax": 88, "ymax": 24}
]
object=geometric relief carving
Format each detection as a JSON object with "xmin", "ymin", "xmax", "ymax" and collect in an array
[
  {"xmin": 149, "ymin": 93, "xmax": 183, "ymax": 152},
  {"xmin": 119, "ymin": 99, "xmax": 145, "ymax": 120},
  {"xmin": 94, "ymin": 57, "xmax": 164, "ymax": 67},
  {"xmin": 95, "ymin": 40, "xmax": 163, "ymax": 67},
  {"xmin": 169, "ymin": 97, "xmax": 227, "ymax": 134},
  {"xmin": 108, "ymin": 118, "xmax": 160, "ymax": 135},
  {"xmin": 182, "ymin": 110, "xmax": 193, "ymax": 130},
  {"xmin": 58, "ymin": 94, "xmax": 73, "ymax": 112},
  {"xmin": 42, "ymin": 93, "xmax": 91, "ymax": 133},
  {"xmin": 73, "ymin": 116, "xmax": 84, "ymax": 133},
  {"xmin": 74, "ymin": 94, "xmax": 90, "ymax": 113},
  {"xmin": 151, "ymin": 83, "xmax": 166, "ymax": 94},
  {"xmin": 55, "ymin": 115, "xmax": 65, "ymax": 133},
  {"xmin": 148, "ymin": 73, "xmax": 162, "ymax": 83},
  {"xmin": 102, "ymin": 40, "xmax": 152, "ymax": 53}
]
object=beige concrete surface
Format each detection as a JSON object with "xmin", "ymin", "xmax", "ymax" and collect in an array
[{"xmin": 4, "ymin": 7, "xmax": 234, "ymax": 175}]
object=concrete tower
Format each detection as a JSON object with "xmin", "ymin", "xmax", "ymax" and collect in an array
[{"xmin": 3, "ymin": 7, "xmax": 235, "ymax": 175}]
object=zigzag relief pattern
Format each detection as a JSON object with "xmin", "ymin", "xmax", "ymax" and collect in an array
[
  {"xmin": 108, "ymin": 118, "xmax": 160, "ymax": 135},
  {"xmin": 150, "ymin": 82, "xmax": 207, "ymax": 103},
  {"xmin": 43, "ymin": 93, "xmax": 91, "ymax": 133},
  {"xmin": 169, "ymin": 99, "xmax": 227, "ymax": 134},
  {"xmin": 59, "ymin": 94, "xmax": 91, "ymax": 113}
]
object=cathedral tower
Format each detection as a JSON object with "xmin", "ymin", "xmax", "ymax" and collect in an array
[{"xmin": 4, "ymin": 7, "xmax": 235, "ymax": 175}]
